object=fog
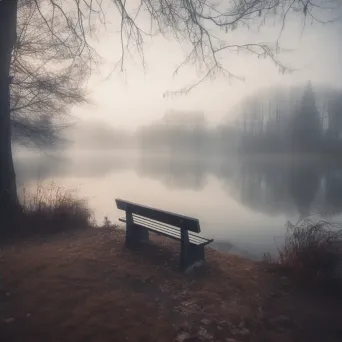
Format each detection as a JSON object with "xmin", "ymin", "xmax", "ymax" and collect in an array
[
  {"xmin": 69, "ymin": 4, "xmax": 342, "ymax": 129},
  {"xmin": 62, "ymin": 83, "xmax": 342, "ymax": 155},
  {"xmin": 15, "ymin": 147, "xmax": 342, "ymax": 258},
  {"xmin": 14, "ymin": 4, "xmax": 342, "ymax": 258}
]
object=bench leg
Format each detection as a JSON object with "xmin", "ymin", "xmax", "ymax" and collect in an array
[
  {"xmin": 126, "ymin": 224, "xmax": 149, "ymax": 248},
  {"xmin": 189, "ymin": 244, "xmax": 205, "ymax": 264},
  {"xmin": 136, "ymin": 225, "xmax": 149, "ymax": 242},
  {"xmin": 180, "ymin": 243, "xmax": 205, "ymax": 272}
]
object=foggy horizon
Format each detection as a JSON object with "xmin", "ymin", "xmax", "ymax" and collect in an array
[
  {"xmin": 11, "ymin": 0, "xmax": 342, "ymax": 259},
  {"xmin": 68, "ymin": 5, "xmax": 342, "ymax": 131}
]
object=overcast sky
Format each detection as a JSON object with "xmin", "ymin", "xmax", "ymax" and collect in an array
[{"xmin": 71, "ymin": 4, "xmax": 342, "ymax": 130}]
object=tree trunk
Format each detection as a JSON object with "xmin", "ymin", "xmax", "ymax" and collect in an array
[{"xmin": 0, "ymin": 0, "xmax": 19, "ymax": 231}]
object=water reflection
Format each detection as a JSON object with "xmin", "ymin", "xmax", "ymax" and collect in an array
[
  {"xmin": 289, "ymin": 162, "xmax": 320, "ymax": 218},
  {"xmin": 15, "ymin": 152, "xmax": 134, "ymax": 184},
  {"xmin": 137, "ymin": 155, "xmax": 342, "ymax": 219},
  {"xmin": 227, "ymin": 158, "xmax": 342, "ymax": 219},
  {"xmin": 15, "ymin": 151, "xmax": 342, "ymax": 219},
  {"xmin": 137, "ymin": 154, "xmax": 209, "ymax": 190}
]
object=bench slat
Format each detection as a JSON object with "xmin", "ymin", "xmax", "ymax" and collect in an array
[
  {"xmin": 133, "ymin": 215, "xmax": 212, "ymax": 245},
  {"xmin": 133, "ymin": 215, "xmax": 209, "ymax": 244},
  {"xmin": 116, "ymin": 199, "xmax": 200, "ymax": 233},
  {"xmin": 133, "ymin": 222, "xmax": 183, "ymax": 242},
  {"xmin": 119, "ymin": 217, "xmax": 209, "ymax": 246},
  {"xmin": 133, "ymin": 216, "xmax": 181, "ymax": 237},
  {"xmin": 133, "ymin": 216, "xmax": 181, "ymax": 236}
]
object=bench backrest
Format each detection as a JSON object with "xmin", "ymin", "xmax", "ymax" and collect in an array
[{"xmin": 115, "ymin": 199, "xmax": 200, "ymax": 233}]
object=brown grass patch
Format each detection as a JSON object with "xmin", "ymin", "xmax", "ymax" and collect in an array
[
  {"xmin": 0, "ymin": 229, "xmax": 267, "ymax": 342},
  {"xmin": 1, "ymin": 229, "xmax": 341, "ymax": 342}
]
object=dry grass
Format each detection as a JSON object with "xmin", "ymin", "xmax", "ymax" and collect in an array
[
  {"xmin": 0, "ymin": 229, "xmax": 268, "ymax": 342},
  {"xmin": 267, "ymin": 218, "xmax": 342, "ymax": 285},
  {"xmin": 1, "ymin": 229, "xmax": 341, "ymax": 342},
  {"xmin": 14, "ymin": 182, "xmax": 94, "ymax": 235}
]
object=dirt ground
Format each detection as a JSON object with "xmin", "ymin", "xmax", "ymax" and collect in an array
[{"xmin": 0, "ymin": 228, "xmax": 341, "ymax": 342}]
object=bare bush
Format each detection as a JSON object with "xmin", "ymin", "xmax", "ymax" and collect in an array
[
  {"xmin": 268, "ymin": 218, "xmax": 342, "ymax": 285},
  {"xmin": 19, "ymin": 182, "xmax": 94, "ymax": 234}
]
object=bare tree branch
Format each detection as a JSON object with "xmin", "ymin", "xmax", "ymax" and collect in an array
[
  {"xmin": 9, "ymin": 0, "xmax": 341, "ymax": 147},
  {"xmin": 10, "ymin": 0, "xmax": 92, "ymax": 147}
]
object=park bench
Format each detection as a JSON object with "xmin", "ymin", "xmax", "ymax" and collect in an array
[{"xmin": 115, "ymin": 199, "xmax": 213, "ymax": 271}]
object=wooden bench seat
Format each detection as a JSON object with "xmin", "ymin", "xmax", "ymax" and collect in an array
[
  {"xmin": 116, "ymin": 199, "xmax": 213, "ymax": 271},
  {"xmin": 119, "ymin": 214, "xmax": 212, "ymax": 246}
]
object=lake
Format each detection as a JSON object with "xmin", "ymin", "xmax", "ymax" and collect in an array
[{"xmin": 14, "ymin": 150, "xmax": 342, "ymax": 260}]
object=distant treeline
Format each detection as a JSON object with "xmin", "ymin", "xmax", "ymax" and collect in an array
[
  {"xmin": 237, "ymin": 83, "xmax": 342, "ymax": 155},
  {"xmin": 137, "ymin": 110, "xmax": 238, "ymax": 156},
  {"xmin": 71, "ymin": 110, "xmax": 239, "ymax": 155},
  {"xmin": 70, "ymin": 83, "xmax": 342, "ymax": 156}
]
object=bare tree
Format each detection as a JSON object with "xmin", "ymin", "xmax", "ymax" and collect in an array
[
  {"xmin": 1, "ymin": 0, "xmax": 18, "ymax": 225},
  {"xmin": 11, "ymin": 0, "xmax": 89, "ymax": 147},
  {"xmin": 0, "ymin": 0, "xmax": 339, "ymax": 229}
]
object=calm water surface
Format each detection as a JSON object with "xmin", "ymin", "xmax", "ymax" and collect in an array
[{"xmin": 15, "ymin": 150, "xmax": 342, "ymax": 259}]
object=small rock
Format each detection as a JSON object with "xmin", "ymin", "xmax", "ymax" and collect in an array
[
  {"xmin": 219, "ymin": 320, "xmax": 229, "ymax": 326},
  {"xmin": 201, "ymin": 318, "xmax": 210, "ymax": 325},
  {"xmin": 197, "ymin": 326, "xmax": 213, "ymax": 340},
  {"xmin": 225, "ymin": 339, "xmax": 238, "ymax": 342},
  {"xmin": 175, "ymin": 331, "xmax": 191, "ymax": 342},
  {"xmin": 26, "ymin": 313, "xmax": 31, "ymax": 318},
  {"xmin": 4, "ymin": 318, "xmax": 14, "ymax": 324},
  {"xmin": 231, "ymin": 327, "xmax": 249, "ymax": 336},
  {"xmin": 5, "ymin": 292, "xmax": 11, "ymax": 297},
  {"xmin": 239, "ymin": 328, "xmax": 249, "ymax": 336}
]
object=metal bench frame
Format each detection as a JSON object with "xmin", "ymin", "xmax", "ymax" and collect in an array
[{"xmin": 116, "ymin": 199, "xmax": 213, "ymax": 271}]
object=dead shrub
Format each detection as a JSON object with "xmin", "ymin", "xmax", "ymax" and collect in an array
[
  {"xmin": 268, "ymin": 218, "xmax": 342, "ymax": 286},
  {"xmin": 97, "ymin": 216, "xmax": 118, "ymax": 229},
  {"xmin": 18, "ymin": 182, "xmax": 94, "ymax": 234}
]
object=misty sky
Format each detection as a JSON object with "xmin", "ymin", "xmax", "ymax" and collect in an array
[{"xmin": 71, "ymin": 4, "xmax": 342, "ymax": 130}]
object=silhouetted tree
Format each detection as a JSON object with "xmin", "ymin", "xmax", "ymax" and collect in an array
[
  {"xmin": 10, "ymin": 0, "xmax": 88, "ymax": 147},
  {"xmin": 290, "ymin": 82, "xmax": 322, "ymax": 153},
  {"xmin": 235, "ymin": 84, "xmax": 342, "ymax": 154},
  {"xmin": 289, "ymin": 162, "xmax": 320, "ymax": 217},
  {"xmin": 327, "ymin": 92, "xmax": 342, "ymax": 140}
]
